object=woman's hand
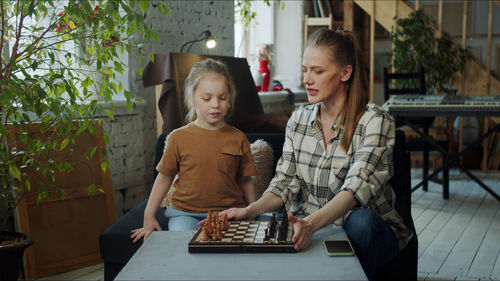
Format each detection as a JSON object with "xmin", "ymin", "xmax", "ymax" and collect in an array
[
  {"xmin": 130, "ymin": 217, "xmax": 162, "ymax": 243},
  {"xmin": 221, "ymin": 207, "xmax": 253, "ymax": 220},
  {"xmin": 289, "ymin": 213, "xmax": 314, "ymax": 251},
  {"xmin": 197, "ymin": 207, "xmax": 252, "ymax": 227}
]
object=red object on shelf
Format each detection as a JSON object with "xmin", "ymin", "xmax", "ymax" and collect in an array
[{"xmin": 258, "ymin": 60, "xmax": 271, "ymax": 92}]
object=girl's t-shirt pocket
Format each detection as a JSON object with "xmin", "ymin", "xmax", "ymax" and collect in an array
[{"xmin": 218, "ymin": 146, "xmax": 242, "ymax": 175}]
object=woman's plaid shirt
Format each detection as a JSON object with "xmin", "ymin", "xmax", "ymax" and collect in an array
[{"xmin": 266, "ymin": 103, "xmax": 412, "ymax": 249}]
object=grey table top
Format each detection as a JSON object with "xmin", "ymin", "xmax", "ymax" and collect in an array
[{"xmin": 115, "ymin": 225, "xmax": 367, "ymax": 280}]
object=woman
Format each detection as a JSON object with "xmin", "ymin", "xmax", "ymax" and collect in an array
[{"xmin": 222, "ymin": 28, "xmax": 413, "ymax": 279}]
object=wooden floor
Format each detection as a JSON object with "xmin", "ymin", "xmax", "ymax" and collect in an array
[
  {"xmin": 33, "ymin": 169, "xmax": 500, "ymax": 281},
  {"xmin": 34, "ymin": 263, "xmax": 104, "ymax": 281},
  {"xmin": 412, "ymin": 169, "xmax": 500, "ymax": 281}
]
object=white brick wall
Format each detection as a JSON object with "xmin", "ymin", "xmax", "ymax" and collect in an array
[{"xmin": 109, "ymin": 0, "xmax": 234, "ymax": 215}]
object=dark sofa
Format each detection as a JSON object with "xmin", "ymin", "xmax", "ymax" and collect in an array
[{"xmin": 99, "ymin": 130, "xmax": 417, "ymax": 281}]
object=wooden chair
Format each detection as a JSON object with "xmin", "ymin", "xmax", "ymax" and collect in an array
[{"xmin": 383, "ymin": 67, "xmax": 449, "ymax": 197}]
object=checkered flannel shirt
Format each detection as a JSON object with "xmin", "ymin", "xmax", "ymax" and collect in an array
[{"xmin": 266, "ymin": 103, "xmax": 412, "ymax": 249}]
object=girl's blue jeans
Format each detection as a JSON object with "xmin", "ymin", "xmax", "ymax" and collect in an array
[
  {"xmin": 164, "ymin": 204, "xmax": 208, "ymax": 231},
  {"xmin": 164, "ymin": 204, "xmax": 269, "ymax": 231},
  {"xmin": 342, "ymin": 208, "xmax": 400, "ymax": 279}
]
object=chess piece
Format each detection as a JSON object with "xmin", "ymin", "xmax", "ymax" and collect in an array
[
  {"xmin": 201, "ymin": 225, "xmax": 210, "ymax": 241},
  {"xmin": 221, "ymin": 213, "xmax": 228, "ymax": 230},
  {"xmin": 277, "ymin": 222, "xmax": 287, "ymax": 241},
  {"xmin": 281, "ymin": 209, "xmax": 288, "ymax": 230},
  {"xmin": 206, "ymin": 212, "xmax": 213, "ymax": 237},
  {"xmin": 214, "ymin": 212, "xmax": 220, "ymax": 228},
  {"xmin": 216, "ymin": 224, "xmax": 222, "ymax": 240},
  {"xmin": 282, "ymin": 209, "xmax": 288, "ymax": 223},
  {"xmin": 212, "ymin": 212, "xmax": 217, "ymax": 229},
  {"xmin": 269, "ymin": 213, "xmax": 277, "ymax": 238}
]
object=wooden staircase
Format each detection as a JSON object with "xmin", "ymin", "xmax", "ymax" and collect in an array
[
  {"xmin": 354, "ymin": 0, "xmax": 500, "ymax": 169},
  {"xmin": 354, "ymin": 0, "xmax": 500, "ymax": 98}
]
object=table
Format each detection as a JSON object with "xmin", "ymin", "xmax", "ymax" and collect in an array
[
  {"xmin": 382, "ymin": 94, "xmax": 500, "ymax": 201},
  {"xmin": 115, "ymin": 226, "xmax": 367, "ymax": 280}
]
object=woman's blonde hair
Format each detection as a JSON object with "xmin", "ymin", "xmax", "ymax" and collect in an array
[
  {"xmin": 306, "ymin": 28, "xmax": 369, "ymax": 152},
  {"xmin": 183, "ymin": 58, "xmax": 237, "ymax": 124}
]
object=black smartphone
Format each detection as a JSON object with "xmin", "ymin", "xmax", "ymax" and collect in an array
[{"xmin": 323, "ymin": 240, "xmax": 355, "ymax": 256}]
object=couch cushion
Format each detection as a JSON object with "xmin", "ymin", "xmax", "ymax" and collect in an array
[{"xmin": 250, "ymin": 139, "xmax": 274, "ymax": 199}]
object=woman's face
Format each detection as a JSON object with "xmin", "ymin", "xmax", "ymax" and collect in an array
[{"xmin": 302, "ymin": 46, "xmax": 351, "ymax": 105}]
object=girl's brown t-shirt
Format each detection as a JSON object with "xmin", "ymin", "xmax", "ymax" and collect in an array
[{"xmin": 156, "ymin": 123, "xmax": 256, "ymax": 213}]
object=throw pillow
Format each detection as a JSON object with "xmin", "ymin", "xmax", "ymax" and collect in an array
[{"xmin": 250, "ymin": 139, "xmax": 274, "ymax": 200}]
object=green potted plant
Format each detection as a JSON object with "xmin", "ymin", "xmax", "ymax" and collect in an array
[
  {"xmin": 387, "ymin": 9, "xmax": 473, "ymax": 155},
  {"xmin": 0, "ymin": 0, "xmax": 168, "ymax": 279},
  {"xmin": 388, "ymin": 9, "xmax": 472, "ymax": 95}
]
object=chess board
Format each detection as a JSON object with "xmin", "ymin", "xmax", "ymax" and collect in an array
[{"xmin": 188, "ymin": 220, "xmax": 296, "ymax": 253}]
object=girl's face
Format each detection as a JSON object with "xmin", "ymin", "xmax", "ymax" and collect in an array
[
  {"xmin": 191, "ymin": 72, "xmax": 230, "ymax": 130},
  {"xmin": 302, "ymin": 46, "xmax": 352, "ymax": 105}
]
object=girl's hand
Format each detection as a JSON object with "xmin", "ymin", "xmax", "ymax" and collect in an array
[
  {"xmin": 130, "ymin": 217, "xmax": 162, "ymax": 243},
  {"xmin": 288, "ymin": 213, "xmax": 314, "ymax": 251}
]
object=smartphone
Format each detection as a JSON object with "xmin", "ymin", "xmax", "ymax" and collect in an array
[{"xmin": 323, "ymin": 240, "xmax": 355, "ymax": 256}]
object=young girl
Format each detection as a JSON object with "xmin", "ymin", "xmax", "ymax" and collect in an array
[{"xmin": 131, "ymin": 58, "xmax": 256, "ymax": 242}]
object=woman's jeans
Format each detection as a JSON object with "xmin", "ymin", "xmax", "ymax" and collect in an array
[
  {"xmin": 342, "ymin": 208, "xmax": 399, "ymax": 279},
  {"xmin": 164, "ymin": 204, "xmax": 208, "ymax": 231}
]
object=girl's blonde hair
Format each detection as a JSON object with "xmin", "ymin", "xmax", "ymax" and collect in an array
[
  {"xmin": 306, "ymin": 28, "xmax": 369, "ymax": 152},
  {"xmin": 183, "ymin": 58, "xmax": 237, "ymax": 124}
]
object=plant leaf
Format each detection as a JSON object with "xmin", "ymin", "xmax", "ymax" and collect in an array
[
  {"xmin": 139, "ymin": 0, "xmax": 149, "ymax": 15},
  {"xmin": 9, "ymin": 164, "xmax": 21, "ymax": 180},
  {"xmin": 105, "ymin": 109, "xmax": 114, "ymax": 120}
]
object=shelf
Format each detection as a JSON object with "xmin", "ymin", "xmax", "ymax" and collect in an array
[{"xmin": 303, "ymin": 14, "xmax": 344, "ymax": 48}]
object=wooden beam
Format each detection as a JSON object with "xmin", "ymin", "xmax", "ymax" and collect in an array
[
  {"xmin": 459, "ymin": 0, "xmax": 468, "ymax": 154},
  {"xmin": 483, "ymin": 0, "xmax": 493, "ymax": 170},
  {"xmin": 343, "ymin": 0, "xmax": 354, "ymax": 31},
  {"xmin": 438, "ymin": 0, "xmax": 443, "ymax": 37},
  {"xmin": 354, "ymin": 0, "xmax": 413, "ymax": 33}
]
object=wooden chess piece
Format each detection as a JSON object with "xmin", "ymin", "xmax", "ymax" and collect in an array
[
  {"xmin": 214, "ymin": 212, "xmax": 220, "ymax": 227},
  {"xmin": 205, "ymin": 213, "xmax": 213, "ymax": 237},
  {"xmin": 221, "ymin": 213, "xmax": 228, "ymax": 230},
  {"xmin": 211, "ymin": 212, "xmax": 216, "ymax": 229},
  {"xmin": 269, "ymin": 213, "xmax": 277, "ymax": 238},
  {"xmin": 211, "ymin": 224, "xmax": 219, "ymax": 241},
  {"xmin": 277, "ymin": 222, "xmax": 287, "ymax": 241},
  {"xmin": 201, "ymin": 225, "xmax": 210, "ymax": 241},
  {"xmin": 216, "ymin": 224, "xmax": 222, "ymax": 240}
]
